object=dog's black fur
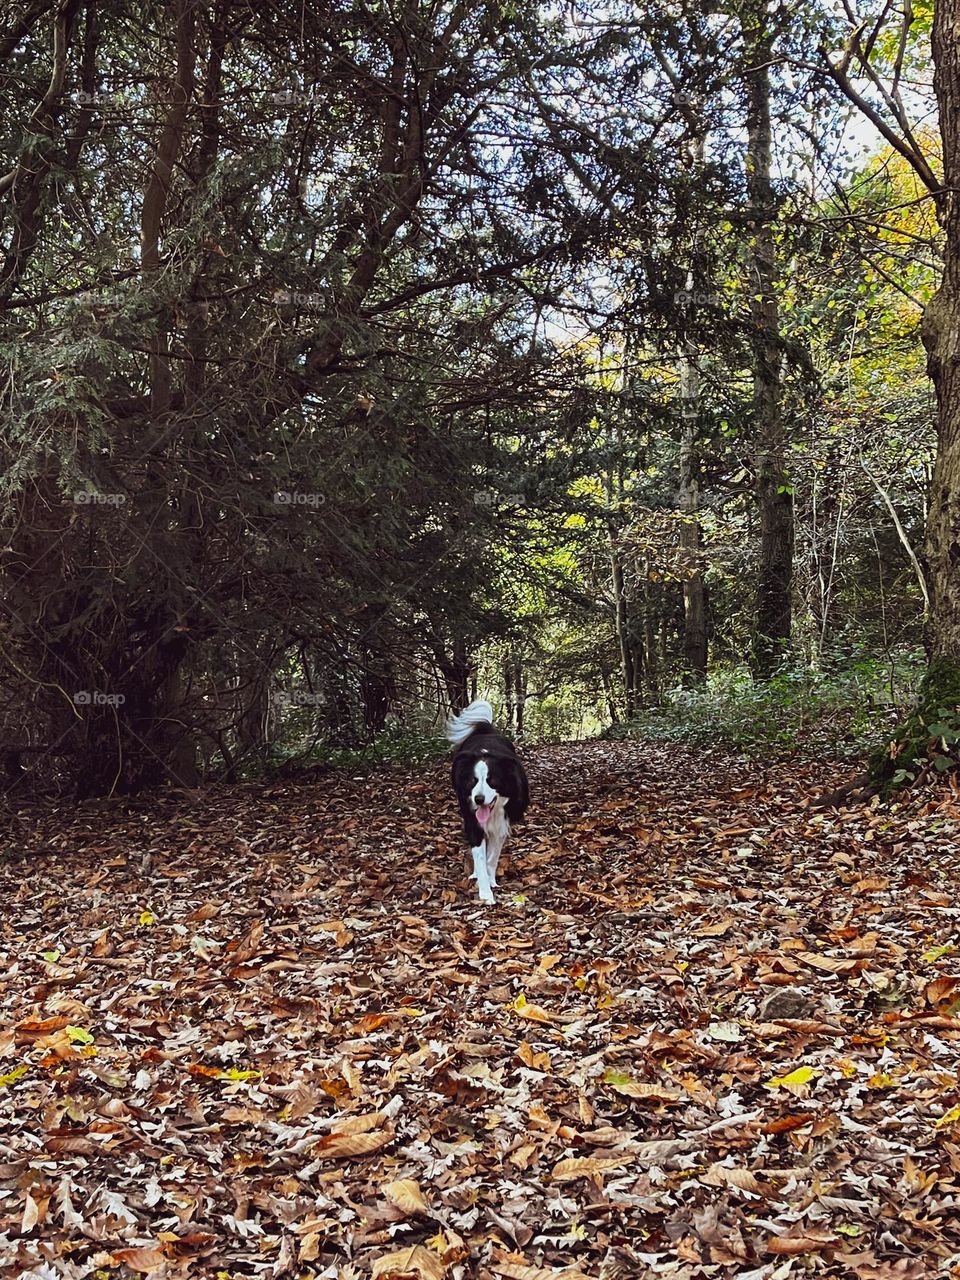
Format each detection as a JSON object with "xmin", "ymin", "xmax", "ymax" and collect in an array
[{"xmin": 451, "ymin": 722, "xmax": 529, "ymax": 848}]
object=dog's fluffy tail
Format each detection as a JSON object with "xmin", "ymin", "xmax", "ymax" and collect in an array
[{"xmin": 446, "ymin": 699, "xmax": 494, "ymax": 747}]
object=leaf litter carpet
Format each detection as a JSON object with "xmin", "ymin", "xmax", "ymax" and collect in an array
[{"xmin": 2, "ymin": 741, "xmax": 960, "ymax": 1280}]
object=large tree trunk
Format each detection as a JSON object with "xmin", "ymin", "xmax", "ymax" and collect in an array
[
  {"xmin": 678, "ymin": 347, "xmax": 708, "ymax": 681},
  {"xmin": 745, "ymin": 2, "xmax": 794, "ymax": 677},
  {"xmin": 921, "ymin": 0, "xmax": 960, "ymax": 702},
  {"xmin": 611, "ymin": 542, "xmax": 639, "ymax": 717},
  {"xmin": 677, "ymin": 113, "xmax": 708, "ymax": 683}
]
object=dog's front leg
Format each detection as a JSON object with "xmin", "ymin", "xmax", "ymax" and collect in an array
[{"xmin": 471, "ymin": 842, "xmax": 495, "ymax": 904}]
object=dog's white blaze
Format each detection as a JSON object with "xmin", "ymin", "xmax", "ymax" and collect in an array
[{"xmin": 471, "ymin": 759, "xmax": 497, "ymax": 807}]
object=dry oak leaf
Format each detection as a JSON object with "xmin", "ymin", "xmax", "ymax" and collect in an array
[
  {"xmin": 767, "ymin": 1230, "xmax": 838, "ymax": 1256},
  {"xmin": 699, "ymin": 1163, "xmax": 766, "ymax": 1195},
  {"xmin": 507, "ymin": 993, "xmax": 555, "ymax": 1024},
  {"xmin": 494, "ymin": 1262, "xmax": 594, "ymax": 1279},
  {"xmin": 551, "ymin": 1154, "xmax": 630, "ymax": 1182},
  {"xmin": 371, "ymin": 1244, "xmax": 445, "ymax": 1279},
  {"xmin": 384, "ymin": 1178, "xmax": 429, "ymax": 1215},
  {"xmin": 797, "ymin": 951, "xmax": 862, "ymax": 974},
  {"xmin": 925, "ymin": 974, "xmax": 960, "ymax": 1006},
  {"xmin": 111, "ymin": 1247, "xmax": 169, "ymax": 1273},
  {"xmin": 315, "ymin": 1128, "xmax": 392, "ymax": 1159},
  {"xmin": 602, "ymin": 1070, "xmax": 682, "ymax": 1103},
  {"xmin": 517, "ymin": 1039, "xmax": 552, "ymax": 1072}
]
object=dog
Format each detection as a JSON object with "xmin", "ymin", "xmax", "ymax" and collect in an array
[{"xmin": 447, "ymin": 699, "xmax": 529, "ymax": 904}]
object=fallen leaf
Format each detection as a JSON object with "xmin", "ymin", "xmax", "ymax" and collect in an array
[
  {"xmin": 384, "ymin": 1178, "xmax": 429, "ymax": 1215},
  {"xmin": 551, "ymin": 1155, "xmax": 629, "ymax": 1181},
  {"xmin": 371, "ymin": 1244, "xmax": 445, "ymax": 1278}
]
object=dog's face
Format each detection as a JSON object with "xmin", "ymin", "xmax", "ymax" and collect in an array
[{"xmin": 470, "ymin": 758, "xmax": 505, "ymax": 827}]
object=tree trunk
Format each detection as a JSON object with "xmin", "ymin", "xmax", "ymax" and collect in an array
[
  {"xmin": 514, "ymin": 658, "xmax": 525, "ymax": 736},
  {"xmin": 678, "ymin": 348, "xmax": 708, "ymax": 681},
  {"xmin": 921, "ymin": 0, "xmax": 960, "ymax": 697},
  {"xmin": 745, "ymin": 2, "xmax": 793, "ymax": 677},
  {"xmin": 611, "ymin": 542, "xmax": 638, "ymax": 717}
]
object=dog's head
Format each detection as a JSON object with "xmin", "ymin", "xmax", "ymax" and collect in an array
[{"xmin": 468, "ymin": 752, "xmax": 504, "ymax": 824}]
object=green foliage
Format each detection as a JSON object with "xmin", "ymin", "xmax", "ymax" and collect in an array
[
  {"xmin": 869, "ymin": 656, "xmax": 960, "ymax": 788},
  {"xmin": 270, "ymin": 727, "xmax": 449, "ymax": 775},
  {"xmin": 608, "ymin": 658, "xmax": 924, "ymax": 761}
]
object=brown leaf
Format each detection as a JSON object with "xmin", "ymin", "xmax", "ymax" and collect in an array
[
  {"xmin": 767, "ymin": 1231, "xmax": 838, "ymax": 1255},
  {"xmin": 699, "ymin": 1163, "xmax": 766, "ymax": 1194},
  {"xmin": 493, "ymin": 1262, "xmax": 593, "ymax": 1279},
  {"xmin": 112, "ymin": 1247, "xmax": 170, "ymax": 1272},
  {"xmin": 517, "ymin": 1040, "xmax": 551, "ymax": 1072},
  {"xmin": 695, "ymin": 915, "xmax": 735, "ymax": 937},
  {"xmin": 551, "ymin": 1155, "xmax": 629, "ymax": 1181},
  {"xmin": 384, "ymin": 1178, "xmax": 429, "ymax": 1215},
  {"xmin": 605, "ymin": 1078, "xmax": 682, "ymax": 1103},
  {"xmin": 924, "ymin": 975, "xmax": 960, "ymax": 1006},
  {"xmin": 797, "ymin": 951, "xmax": 863, "ymax": 974},
  {"xmin": 761, "ymin": 1113, "xmax": 814, "ymax": 1134},
  {"xmin": 21, "ymin": 1192, "xmax": 40, "ymax": 1232},
  {"xmin": 315, "ymin": 1128, "xmax": 392, "ymax": 1159},
  {"xmin": 371, "ymin": 1244, "xmax": 445, "ymax": 1278},
  {"xmin": 853, "ymin": 875, "xmax": 890, "ymax": 893}
]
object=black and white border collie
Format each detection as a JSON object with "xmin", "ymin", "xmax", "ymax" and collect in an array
[{"xmin": 447, "ymin": 699, "xmax": 529, "ymax": 904}]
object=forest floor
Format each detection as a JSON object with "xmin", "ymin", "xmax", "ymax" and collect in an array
[{"xmin": 2, "ymin": 741, "xmax": 960, "ymax": 1280}]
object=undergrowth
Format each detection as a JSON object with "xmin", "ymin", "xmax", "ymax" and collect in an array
[
  {"xmin": 606, "ymin": 659, "xmax": 923, "ymax": 761},
  {"xmin": 267, "ymin": 726, "xmax": 449, "ymax": 776}
]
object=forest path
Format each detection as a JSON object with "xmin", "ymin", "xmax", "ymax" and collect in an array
[{"xmin": 2, "ymin": 741, "xmax": 960, "ymax": 1278}]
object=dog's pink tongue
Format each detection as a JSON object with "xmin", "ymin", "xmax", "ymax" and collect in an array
[{"xmin": 476, "ymin": 804, "xmax": 491, "ymax": 826}]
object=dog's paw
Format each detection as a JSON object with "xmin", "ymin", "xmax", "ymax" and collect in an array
[{"xmin": 479, "ymin": 890, "xmax": 495, "ymax": 905}]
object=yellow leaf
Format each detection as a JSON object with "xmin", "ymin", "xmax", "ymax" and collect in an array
[
  {"xmin": 922, "ymin": 942, "xmax": 957, "ymax": 964},
  {"xmin": 866, "ymin": 1072, "xmax": 897, "ymax": 1089},
  {"xmin": 0, "ymin": 1065, "xmax": 29, "ymax": 1088},
  {"xmin": 384, "ymin": 1178, "xmax": 428, "ymax": 1216},
  {"xmin": 507, "ymin": 993, "xmax": 555, "ymax": 1024},
  {"xmin": 138, "ymin": 910, "xmax": 154, "ymax": 926},
  {"xmin": 765, "ymin": 1066, "xmax": 818, "ymax": 1089},
  {"xmin": 935, "ymin": 1103, "xmax": 960, "ymax": 1129}
]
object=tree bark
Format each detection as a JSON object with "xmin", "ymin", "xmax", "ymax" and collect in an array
[
  {"xmin": 922, "ymin": 0, "xmax": 960, "ymax": 692},
  {"xmin": 678, "ymin": 346, "xmax": 708, "ymax": 681},
  {"xmin": 745, "ymin": 2, "xmax": 794, "ymax": 677},
  {"xmin": 611, "ymin": 542, "xmax": 639, "ymax": 717}
]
